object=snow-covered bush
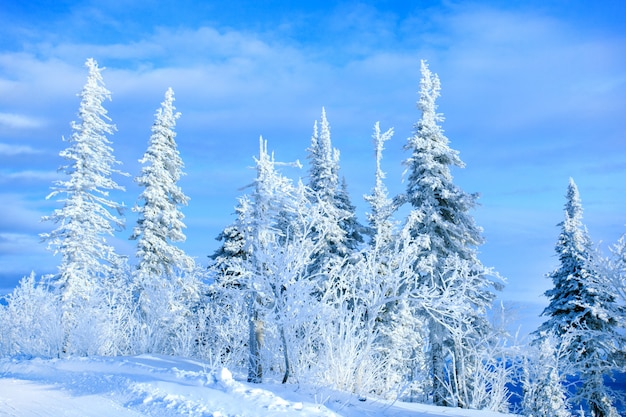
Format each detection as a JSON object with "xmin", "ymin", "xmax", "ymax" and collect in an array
[{"xmin": 0, "ymin": 273, "xmax": 63, "ymax": 358}]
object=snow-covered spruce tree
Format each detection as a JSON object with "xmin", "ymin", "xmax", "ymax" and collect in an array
[
  {"xmin": 363, "ymin": 122, "xmax": 396, "ymax": 247},
  {"xmin": 41, "ymin": 58, "xmax": 128, "ymax": 356},
  {"xmin": 536, "ymin": 178, "xmax": 622, "ymax": 417},
  {"xmin": 210, "ymin": 196, "xmax": 267, "ymax": 374},
  {"xmin": 204, "ymin": 197, "xmax": 254, "ymax": 370},
  {"xmin": 608, "ymin": 236, "xmax": 626, "ymax": 310},
  {"xmin": 360, "ymin": 122, "xmax": 428, "ymax": 397},
  {"xmin": 605, "ymin": 236, "xmax": 626, "ymax": 371},
  {"xmin": 223, "ymin": 137, "xmax": 304, "ymax": 383},
  {"xmin": 307, "ymin": 108, "xmax": 363, "ymax": 267},
  {"xmin": 130, "ymin": 88, "xmax": 201, "ymax": 354},
  {"xmin": 606, "ymin": 236, "xmax": 626, "ymax": 362},
  {"xmin": 401, "ymin": 60, "xmax": 501, "ymax": 408},
  {"xmin": 522, "ymin": 334, "xmax": 572, "ymax": 417},
  {"xmin": 211, "ymin": 199, "xmax": 250, "ymax": 286},
  {"xmin": 132, "ymin": 88, "xmax": 193, "ymax": 278}
]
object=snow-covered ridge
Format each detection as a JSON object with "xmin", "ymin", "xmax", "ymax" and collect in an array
[{"xmin": 0, "ymin": 355, "xmax": 519, "ymax": 417}]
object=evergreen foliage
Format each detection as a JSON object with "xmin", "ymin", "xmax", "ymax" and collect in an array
[
  {"xmin": 4, "ymin": 57, "xmax": 626, "ymax": 416},
  {"xmin": 40, "ymin": 58, "xmax": 128, "ymax": 355},
  {"xmin": 363, "ymin": 122, "xmax": 395, "ymax": 247},
  {"xmin": 307, "ymin": 108, "xmax": 363, "ymax": 261},
  {"xmin": 131, "ymin": 87, "xmax": 194, "ymax": 279},
  {"xmin": 130, "ymin": 87, "xmax": 201, "ymax": 353},
  {"xmin": 536, "ymin": 178, "xmax": 623, "ymax": 417},
  {"xmin": 522, "ymin": 335, "xmax": 572, "ymax": 417},
  {"xmin": 401, "ymin": 60, "xmax": 501, "ymax": 407}
]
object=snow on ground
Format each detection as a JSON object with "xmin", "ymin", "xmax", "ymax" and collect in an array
[{"xmin": 0, "ymin": 355, "xmax": 520, "ymax": 417}]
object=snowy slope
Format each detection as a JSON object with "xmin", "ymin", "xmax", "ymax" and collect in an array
[{"xmin": 0, "ymin": 355, "xmax": 520, "ymax": 417}]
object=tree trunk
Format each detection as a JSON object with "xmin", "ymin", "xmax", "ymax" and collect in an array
[
  {"xmin": 280, "ymin": 326, "xmax": 290, "ymax": 383},
  {"xmin": 247, "ymin": 295, "xmax": 263, "ymax": 383},
  {"xmin": 430, "ymin": 319, "xmax": 448, "ymax": 406}
]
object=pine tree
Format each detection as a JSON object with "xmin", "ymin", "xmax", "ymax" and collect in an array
[
  {"xmin": 131, "ymin": 87, "xmax": 194, "ymax": 278},
  {"xmin": 361, "ymin": 122, "xmax": 425, "ymax": 396},
  {"xmin": 210, "ymin": 198, "xmax": 251, "ymax": 287},
  {"xmin": 336, "ymin": 176, "xmax": 364, "ymax": 253},
  {"xmin": 608, "ymin": 236, "xmax": 626, "ymax": 313},
  {"xmin": 536, "ymin": 178, "xmax": 622, "ymax": 417},
  {"xmin": 363, "ymin": 121, "xmax": 395, "ymax": 247},
  {"xmin": 307, "ymin": 108, "xmax": 363, "ymax": 261},
  {"xmin": 130, "ymin": 88, "xmax": 198, "ymax": 353},
  {"xmin": 401, "ymin": 60, "xmax": 500, "ymax": 407},
  {"xmin": 522, "ymin": 335, "xmax": 572, "ymax": 417},
  {"xmin": 239, "ymin": 137, "xmax": 301, "ymax": 383},
  {"xmin": 606, "ymin": 235, "xmax": 626, "ymax": 370},
  {"xmin": 41, "ymin": 58, "xmax": 127, "ymax": 355},
  {"xmin": 308, "ymin": 108, "xmax": 338, "ymax": 202}
]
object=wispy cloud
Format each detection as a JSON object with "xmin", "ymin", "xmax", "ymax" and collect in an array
[
  {"xmin": 0, "ymin": 1, "xmax": 625, "ymax": 311},
  {"xmin": 0, "ymin": 232, "xmax": 55, "ymax": 290},
  {"xmin": 0, "ymin": 112, "xmax": 45, "ymax": 129},
  {"xmin": 0, "ymin": 143, "xmax": 42, "ymax": 156},
  {"xmin": 0, "ymin": 232, "xmax": 45, "ymax": 255},
  {"xmin": 0, "ymin": 170, "xmax": 60, "ymax": 182},
  {"xmin": 0, "ymin": 194, "xmax": 53, "ymax": 234}
]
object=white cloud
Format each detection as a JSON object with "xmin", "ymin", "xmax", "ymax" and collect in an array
[
  {"xmin": 0, "ymin": 232, "xmax": 45, "ymax": 255},
  {"xmin": 0, "ymin": 170, "xmax": 60, "ymax": 182},
  {"xmin": 429, "ymin": 7, "xmax": 626, "ymax": 131},
  {"xmin": 0, "ymin": 113, "xmax": 45, "ymax": 130},
  {"xmin": 0, "ymin": 194, "xmax": 52, "ymax": 233},
  {"xmin": 0, "ymin": 143, "xmax": 42, "ymax": 155},
  {"xmin": 0, "ymin": 3, "xmax": 624, "ymax": 300}
]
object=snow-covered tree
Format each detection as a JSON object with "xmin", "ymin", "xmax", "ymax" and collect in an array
[
  {"xmin": 605, "ymin": 236, "xmax": 626, "ymax": 372},
  {"xmin": 130, "ymin": 87, "xmax": 200, "ymax": 353},
  {"xmin": 218, "ymin": 137, "xmax": 308, "ymax": 382},
  {"xmin": 210, "ymin": 198, "xmax": 252, "ymax": 287},
  {"xmin": 522, "ymin": 335, "xmax": 572, "ymax": 417},
  {"xmin": 608, "ymin": 237, "xmax": 626, "ymax": 308},
  {"xmin": 360, "ymin": 122, "xmax": 430, "ymax": 398},
  {"xmin": 0, "ymin": 273, "xmax": 63, "ymax": 358},
  {"xmin": 536, "ymin": 178, "xmax": 622, "ymax": 417},
  {"xmin": 307, "ymin": 108, "xmax": 363, "ymax": 263},
  {"xmin": 341, "ymin": 219, "xmax": 430, "ymax": 399},
  {"xmin": 308, "ymin": 109, "xmax": 338, "ymax": 202},
  {"xmin": 41, "ymin": 58, "xmax": 127, "ymax": 355},
  {"xmin": 205, "ymin": 198, "xmax": 255, "ymax": 369},
  {"xmin": 131, "ymin": 87, "xmax": 194, "ymax": 278},
  {"xmin": 336, "ymin": 176, "xmax": 363, "ymax": 252},
  {"xmin": 401, "ymin": 60, "xmax": 500, "ymax": 407},
  {"xmin": 363, "ymin": 121, "xmax": 396, "ymax": 247},
  {"xmin": 98, "ymin": 258, "xmax": 136, "ymax": 356}
]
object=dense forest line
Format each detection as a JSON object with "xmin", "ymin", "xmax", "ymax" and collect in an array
[{"xmin": 1, "ymin": 58, "xmax": 624, "ymax": 416}]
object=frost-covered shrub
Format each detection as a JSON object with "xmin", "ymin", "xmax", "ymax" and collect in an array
[
  {"xmin": 521, "ymin": 335, "xmax": 571, "ymax": 417},
  {"xmin": 0, "ymin": 273, "xmax": 63, "ymax": 358}
]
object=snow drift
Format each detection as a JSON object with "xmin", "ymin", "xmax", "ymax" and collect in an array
[{"xmin": 0, "ymin": 355, "xmax": 520, "ymax": 417}]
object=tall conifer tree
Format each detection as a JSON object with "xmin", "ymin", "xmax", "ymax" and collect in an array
[
  {"xmin": 41, "ymin": 58, "xmax": 127, "ymax": 354},
  {"xmin": 130, "ymin": 88, "xmax": 198, "ymax": 353},
  {"xmin": 307, "ymin": 108, "xmax": 363, "ymax": 277},
  {"xmin": 239, "ymin": 137, "xmax": 304, "ymax": 383},
  {"xmin": 131, "ymin": 88, "xmax": 193, "ymax": 279},
  {"xmin": 402, "ymin": 60, "xmax": 499, "ymax": 407},
  {"xmin": 364, "ymin": 122, "xmax": 395, "ymax": 247},
  {"xmin": 537, "ymin": 178, "xmax": 622, "ymax": 417}
]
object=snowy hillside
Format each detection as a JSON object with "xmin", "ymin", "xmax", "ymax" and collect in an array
[{"xmin": 0, "ymin": 355, "xmax": 520, "ymax": 417}]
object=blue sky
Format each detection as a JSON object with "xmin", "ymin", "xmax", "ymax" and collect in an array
[{"xmin": 1, "ymin": 0, "xmax": 625, "ymax": 334}]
